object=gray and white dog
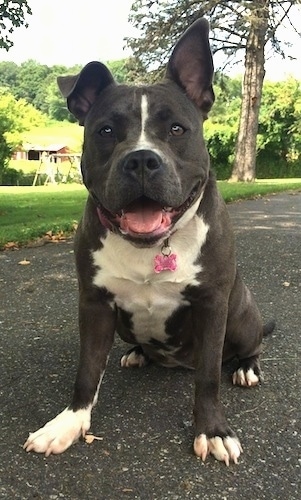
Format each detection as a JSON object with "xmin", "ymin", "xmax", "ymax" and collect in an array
[{"xmin": 24, "ymin": 19, "xmax": 274, "ymax": 465}]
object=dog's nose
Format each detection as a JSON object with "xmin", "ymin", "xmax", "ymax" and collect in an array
[{"xmin": 122, "ymin": 150, "xmax": 162, "ymax": 176}]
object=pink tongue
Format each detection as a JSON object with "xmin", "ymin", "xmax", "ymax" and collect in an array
[{"xmin": 120, "ymin": 209, "xmax": 170, "ymax": 234}]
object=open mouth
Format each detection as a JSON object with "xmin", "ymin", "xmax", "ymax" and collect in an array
[{"xmin": 96, "ymin": 184, "xmax": 200, "ymax": 242}]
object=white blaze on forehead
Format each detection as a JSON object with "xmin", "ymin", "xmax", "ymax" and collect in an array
[
  {"xmin": 134, "ymin": 93, "xmax": 154, "ymax": 151},
  {"xmin": 141, "ymin": 93, "xmax": 148, "ymax": 138}
]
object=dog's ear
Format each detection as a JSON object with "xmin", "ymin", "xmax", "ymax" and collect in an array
[
  {"xmin": 166, "ymin": 18, "xmax": 214, "ymax": 114},
  {"xmin": 57, "ymin": 62, "xmax": 115, "ymax": 125}
]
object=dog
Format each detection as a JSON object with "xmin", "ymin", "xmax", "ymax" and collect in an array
[{"xmin": 24, "ymin": 18, "xmax": 274, "ymax": 465}]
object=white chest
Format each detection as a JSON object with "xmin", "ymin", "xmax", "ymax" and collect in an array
[{"xmin": 92, "ymin": 215, "xmax": 209, "ymax": 344}]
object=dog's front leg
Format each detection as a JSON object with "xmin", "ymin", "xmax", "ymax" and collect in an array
[
  {"xmin": 192, "ymin": 294, "xmax": 242, "ymax": 466},
  {"xmin": 24, "ymin": 291, "xmax": 116, "ymax": 456}
]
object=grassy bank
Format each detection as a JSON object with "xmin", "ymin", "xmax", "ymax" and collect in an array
[
  {"xmin": 220, "ymin": 178, "xmax": 301, "ymax": 202},
  {"xmin": 0, "ymin": 179, "xmax": 300, "ymax": 249},
  {"xmin": 0, "ymin": 184, "xmax": 86, "ymax": 249}
]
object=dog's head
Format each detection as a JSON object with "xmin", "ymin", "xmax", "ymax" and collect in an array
[{"xmin": 58, "ymin": 19, "xmax": 214, "ymax": 246}]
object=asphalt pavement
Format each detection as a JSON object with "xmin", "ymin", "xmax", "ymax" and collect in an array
[{"xmin": 0, "ymin": 191, "xmax": 300, "ymax": 499}]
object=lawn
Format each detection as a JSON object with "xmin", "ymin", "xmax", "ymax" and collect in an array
[
  {"xmin": 0, "ymin": 179, "xmax": 300, "ymax": 249},
  {"xmin": 220, "ymin": 178, "xmax": 301, "ymax": 201},
  {"xmin": 0, "ymin": 184, "xmax": 86, "ymax": 249}
]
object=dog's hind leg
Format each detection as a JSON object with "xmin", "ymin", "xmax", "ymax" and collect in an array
[
  {"xmin": 231, "ymin": 319, "xmax": 276, "ymax": 387},
  {"xmin": 120, "ymin": 345, "xmax": 150, "ymax": 368},
  {"xmin": 225, "ymin": 275, "xmax": 273, "ymax": 388},
  {"xmin": 232, "ymin": 354, "xmax": 262, "ymax": 387}
]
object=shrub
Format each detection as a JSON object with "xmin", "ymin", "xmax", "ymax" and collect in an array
[{"xmin": 1, "ymin": 167, "xmax": 38, "ymax": 185}]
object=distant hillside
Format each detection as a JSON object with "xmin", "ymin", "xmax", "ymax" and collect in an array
[{"xmin": 23, "ymin": 121, "xmax": 83, "ymax": 153}]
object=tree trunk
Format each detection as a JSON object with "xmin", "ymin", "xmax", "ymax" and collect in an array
[{"xmin": 230, "ymin": 1, "xmax": 269, "ymax": 182}]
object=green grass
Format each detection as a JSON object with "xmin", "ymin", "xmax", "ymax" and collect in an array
[
  {"xmin": 219, "ymin": 178, "xmax": 301, "ymax": 202},
  {"xmin": 0, "ymin": 184, "xmax": 86, "ymax": 249},
  {"xmin": 0, "ymin": 179, "xmax": 300, "ymax": 249}
]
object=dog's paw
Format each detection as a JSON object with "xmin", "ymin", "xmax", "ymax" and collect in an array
[
  {"xmin": 194, "ymin": 434, "xmax": 242, "ymax": 466},
  {"xmin": 232, "ymin": 367, "xmax": 260, "ymax": 387},
  {"xmin": 120, "ymin": 346, "xmax": 149, "ymax": 368},
  {"xmin": 23, "ymin": 407, "xmax": 91, "ymax": 456}
]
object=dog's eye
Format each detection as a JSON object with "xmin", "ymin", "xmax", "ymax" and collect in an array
[
  {"xmin": 98, "ymin": 126, "xmax": 114, "ymax": 138},
  {"xmin": 170, "ymin": 124, "xmax": 185, "ymax": 136}
]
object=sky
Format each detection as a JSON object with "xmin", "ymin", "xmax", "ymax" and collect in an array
[{"xmin": 0, "ymin": 0, "xmax": 300, "ymax": 81}]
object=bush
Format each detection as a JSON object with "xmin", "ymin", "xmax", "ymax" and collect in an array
[
  {"xmin": 205, "ymin": 123, "xmax": 236, "ymax": 180},
  {"xmin": 1, "ymin": 167, "xmax": 21, "ymax": 185},
  {"xmin": 1, "ymin": 167, "xmax": 37, "ymax": 185},
  {"xmin": 256, "ymin": 146, "xmax": 301, "ymax": 178},
  {"xmin": 256, "ymin": 158, "xmax": 301, "ymax": 179}
]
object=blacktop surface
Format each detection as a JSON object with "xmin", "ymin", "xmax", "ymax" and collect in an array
[{"xmin": 0, "ymin": 191, "xmax": 300, "ymax": 499}]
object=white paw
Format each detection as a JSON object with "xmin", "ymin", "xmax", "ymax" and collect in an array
[
  {"xmin": 194, "ymin": 434, "xmax": 242, "ymax": 466},
  {"xmin": 232, "ymin": 367, "xmax": 260, "ymax": 387},
  {"xmin": 23, "ymin": 407, "xmax": 92, "ymax": 456},
  {"xmin": 120, "ymin": 349, "xmax": 148, "ymax": 368}
]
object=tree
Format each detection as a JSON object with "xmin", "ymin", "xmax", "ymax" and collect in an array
[
  {"xmin": 204, "ymin": 76, "xmax": 301, "ymax": 179},
  {"xmin": 15, "ymin": 60, "xmax": 51, "ymax": 107},
  {"xmin": 0, "ymin": 61, "xmax": 19, "ymax": 93},
  {"xmin": 108, "ymin": 57, "xmax": 149, "ymax": 84},
  {"xmin": 0, "ymin": 0, "xmax": 32, "ymax": 50},
  {"xmin": 256, "ymin": 78, "xmax": 301, "ymax": 177},
  {"xmin": 127, "ymin": 0, "xmax": 301, "ymax": 181},
  {"xmin": 0, "ymin": 88, "xmax": 46, "ymax": 183},
  {"xmin": 205, "ymin": 75, "xmax": 241, "ymax": 179}
]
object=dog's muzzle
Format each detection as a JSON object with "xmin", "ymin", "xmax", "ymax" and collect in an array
[
  {"xmin": 93, "ymin": 150, "xmax": 203, "ymax": 245},
  {"xmin": 95, "ymin": 186, "xmax": 201, "ymax": 246}
]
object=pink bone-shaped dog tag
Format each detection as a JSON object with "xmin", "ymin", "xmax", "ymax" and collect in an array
[{"xmin": 154, "ymin": 253, "xmax": 177, "ymax": 273}]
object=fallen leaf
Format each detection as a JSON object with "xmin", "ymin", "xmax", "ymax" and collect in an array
[
  {"xmin": 52, "ymin": 231, "xmax": 66, "ymax": 241},
  {"xmin": 4, "ymin": 241, "xmax": 19, "ymax": 250},
  {"xmin": 18, "ymin": 259, "xmax": 30, "ymax": 265},
  {"xmin": 84, "ymin": 434, "xmax": 104, "ymax": 444},
  {"xmin": 44, "ymin": 230, "xmax": 66, "ymax": 242}
]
